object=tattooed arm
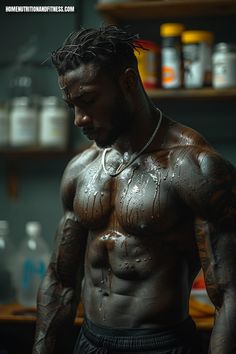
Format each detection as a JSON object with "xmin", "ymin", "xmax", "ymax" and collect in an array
[
  {"xmin": 175, "ymin": 148, "xmax": 236, "ymax": 354},
  {"xmin": 195, "ymin": 219, "xmax": 236, "ymax": 354},
  {"xmin": 33, "ymin": 156, "xmax": 88, "ymax": 354}
]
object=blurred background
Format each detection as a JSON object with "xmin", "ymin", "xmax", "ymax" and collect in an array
[
  {"xmin": 0, "ymin": 0, "xmax": 235, "ymax": 353},
  {"xmin": 0, "ymin": 0, "xmax": 101, "ymax": 249}
]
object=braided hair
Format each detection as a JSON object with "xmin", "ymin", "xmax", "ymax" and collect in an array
[{"xmin": 51, "ymin": 25, "xmax": 143, "ymax": 76}]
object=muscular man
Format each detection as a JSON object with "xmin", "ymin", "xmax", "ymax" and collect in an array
[{"xmin": 33, "ymin": 26, "xmax": 236, "ymax": 354}]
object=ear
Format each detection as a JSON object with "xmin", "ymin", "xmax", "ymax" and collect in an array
[{"xmin": 119, "ymin": 68, "xmax": 139, "ymax": 93}]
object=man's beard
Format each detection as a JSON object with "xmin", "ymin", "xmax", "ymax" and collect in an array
[{"xmin": 94, "ymin": 97, "xmax": 133, "ymax": 148}]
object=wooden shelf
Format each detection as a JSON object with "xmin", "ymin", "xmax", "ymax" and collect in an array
[
  {"xmin": 145, "ymin": 87, "xmax": 236, "ymax": 100},
  {"xmin": 0, "ymin": 149, "xmax": 73, "ymax": 160},
  {"xmin": 0, "ymin": 303, "xmax": 83, "ymax": 326},
  {"xmin": 96, "ymin": 0, "xmax": 236, "ymax": 23},
  {"xmin": 0, "ymin": 146, "xmax": 90, "ymax": 160},
  {"xmin": 1, "ymin": 146, "xmax": 89, "ymax": 199}
]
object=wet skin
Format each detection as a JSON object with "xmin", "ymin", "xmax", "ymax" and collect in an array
[
  {"xmin": 73, "ymin": 143, "xmax": 200, "ymax": 328},
  {"xmin": 33, "ymin": 64, "xmax": 236, "ymax": 354}
]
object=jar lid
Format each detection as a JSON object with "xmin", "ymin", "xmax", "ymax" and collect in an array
[
  {"xmin": 41, "ymin": 96, "xmax": 60, "ymax": 106},
  {"xmin": 160, "ymin": 23, "xmax": 185, "ymax": 37},
  {"xmin": 182, "ymin": 31, "xmax": 214, "ymax": 44},
  {"xmin": 214, "ymin": 42, "xmax": 236, "ymax": 52},
  {"xmin": 11, "ymin": 96, "xmax": 31, "ymax": 107}
]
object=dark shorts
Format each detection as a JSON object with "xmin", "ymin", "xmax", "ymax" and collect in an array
[{"xmin": 73, "ymin": 317, "xmax": 203, "ymax": 354}]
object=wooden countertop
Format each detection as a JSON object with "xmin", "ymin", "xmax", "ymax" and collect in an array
[
  {"xmin": 0, "ymin": 303, "xmax": 84, "ymax": 326},
  {"xmin": 0, "ymin": 299, "xmax": 214, "ymax": 330}
]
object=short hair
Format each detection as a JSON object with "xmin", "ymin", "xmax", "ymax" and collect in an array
[{"xmin": 51, "ymin": 25, "xmax": 143, "ymax": 76}]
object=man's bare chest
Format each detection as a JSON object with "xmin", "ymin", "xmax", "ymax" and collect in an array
[{"xmin": 73, "ymin": 153, "xmax": 185, "ymax": 235}]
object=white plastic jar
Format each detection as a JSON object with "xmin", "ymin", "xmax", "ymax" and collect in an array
[
  {"xmin": 38, "ymin": 96, "xmax": 68, "ymax": 149},
  {"xmin": 0, "ymin": 102, "xmax": 9, "ymax": 147},
  {"xmin": 212, "ymin": 43, "xmax": 236, "ymax": 88},
  {"xmin": 182, "ymin": 31, "xmax": 214, "ymax": 88},
  {"xmin": 9, "ymin": 97, "xmax": 38, "ymax": 147}
]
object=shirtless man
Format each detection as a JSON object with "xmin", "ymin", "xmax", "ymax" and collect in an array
[{"xmin": 33, "ymin": 26, "xmax": 236, "ymax": 354}]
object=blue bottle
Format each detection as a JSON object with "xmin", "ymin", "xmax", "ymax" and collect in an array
[{"xmin": 17, "ymin": 222, "xmax": 50, "ymax": 307}]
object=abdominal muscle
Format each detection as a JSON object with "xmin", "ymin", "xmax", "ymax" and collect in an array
[{"xmin": 81, "ymin": 228, "xmax": 195, "ymax": 329}]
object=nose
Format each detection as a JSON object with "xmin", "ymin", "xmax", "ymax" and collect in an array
[{"xmin": 74, "ymin": 108, "xmax": 92, "ymax": 127}]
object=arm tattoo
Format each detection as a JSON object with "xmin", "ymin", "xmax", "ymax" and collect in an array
[{"xmin": 33, "ymin": 214, "xmax": 87, "ymax": 354}]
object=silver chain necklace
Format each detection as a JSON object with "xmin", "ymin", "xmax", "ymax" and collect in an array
[{"xmin": 102, "ymin": 107, "xmax": 163, "ymax": 177}]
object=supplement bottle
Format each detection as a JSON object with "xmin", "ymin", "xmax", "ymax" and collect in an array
[
  {"xmin": 16, "ymin": 222, "xmax": 50, "ymax": 307},
  {"xmin": 160, "ymin": 23, "xmax": 185, "ymax": 89},
  {"xmin": 212, "ymin": 43, "xmax": 236, "ymax": 88},
  {"xmin": 9, "ymin": 97, "xmax": 38, "ymax": 147},
  {"xmin": 0, "ymin": 102, "xmax": 9, "ymax": 147},
  {"xmin": 182, "ymin": 30, "xmax": 214, "ymax": 88},
  {"xmin": 135, "ymin": 40, "xmax": 160, "ymax": 89},
  {"xmin": 38, "ymin": 96, "xmax": 69, "ymax": 149}
]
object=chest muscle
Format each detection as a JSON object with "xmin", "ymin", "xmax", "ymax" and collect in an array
[{"xmin": 73, "ymin": 158, "xmax": 182, "ymax": 234}]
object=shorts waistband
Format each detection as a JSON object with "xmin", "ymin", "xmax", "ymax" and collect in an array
[{"xmin": 82, "ymin": 317, "xmax": 197, "ymax": 351}]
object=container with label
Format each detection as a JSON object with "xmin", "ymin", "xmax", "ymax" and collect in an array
[
  {"xmin": 212, "ymin": 43, "xmax": 236, "ymax": 89},
  {"xmin": 135, "ymin": 40, "xmax": 160, "ymax": 89},
  {"xmin": 39, "ymin": 96, "xmax": 69, "ymax": 149},
  {"xmin": 9, "ymin": 97, "xmax": 38, "ymax": 147},
  {"xmin": 0, "ymin": 102, "xmax": 9, "ymax": 147},
  {"xmin": 182, "ymin": 31, "xmax": 214, "ymax": 88},
  {"xmin": 160, "ymin": 23, "xmax": 185, "ymax": 89}
]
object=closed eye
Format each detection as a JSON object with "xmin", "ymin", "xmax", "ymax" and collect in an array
[{"xmin": 75, "ymin": 93, "xmax": 96, "ymax": 105}]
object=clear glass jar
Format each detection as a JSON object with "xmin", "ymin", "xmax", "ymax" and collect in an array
[{"xmin": 212, "ymin": 43, "xmax": 236, "ymax": 88}]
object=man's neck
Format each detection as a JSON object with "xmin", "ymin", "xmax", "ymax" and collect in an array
[{"xmin": 112, "ymin": 103, "xmax": 161, "ymax": 157}]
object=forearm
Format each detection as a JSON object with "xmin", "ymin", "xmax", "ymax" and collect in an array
[
  {"xmin": 209, "ymin": 295, "xmax": 236, "ymax": 354},
  {"xmin": 33, "ymin": 270, "xmax": 79, "ymax": 354}
]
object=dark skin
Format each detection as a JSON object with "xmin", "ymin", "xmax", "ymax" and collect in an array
[{"xmin": 33, "ymin": 62, "xmax": 236, "ymax": 354}]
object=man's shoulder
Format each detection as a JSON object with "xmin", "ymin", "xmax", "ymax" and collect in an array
[
  {"xmin": 162, "ymin": 119, "xmax": 213, "ymax": 164},
  {"xmin": 163, "ymin": 119, "xmax": 235, "ymax": 178},
  {"xmin": 60, "ymin": 144, "xmax": 101, "ymax": 209},
  {"xmin": 64, "ymin": 143, "xmax": 100, "ymax": 177},
  {"xmin": 61, "ymin": 144, "xmax": 100, "ymax": 191}
]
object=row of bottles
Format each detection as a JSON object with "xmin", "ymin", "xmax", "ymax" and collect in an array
[
  {"xmin": 0, "ymin": 220, "xmax": 50, "ymax": 307},
  {"xmin": 0, "ymin": 96, "xmax": 69, "ymax": 149},
  {"xmin": 135, "ymin": 23, "xmax": 236, "ymax": 90}
]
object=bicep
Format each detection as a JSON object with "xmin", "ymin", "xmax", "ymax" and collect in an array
[
  {"xmin": 195, "ymin": 218, "xmax": 236, "ymax": 309},
  {"xmin": 176, "ymin": 151, "xmax": 236, "ymax": 306}
]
